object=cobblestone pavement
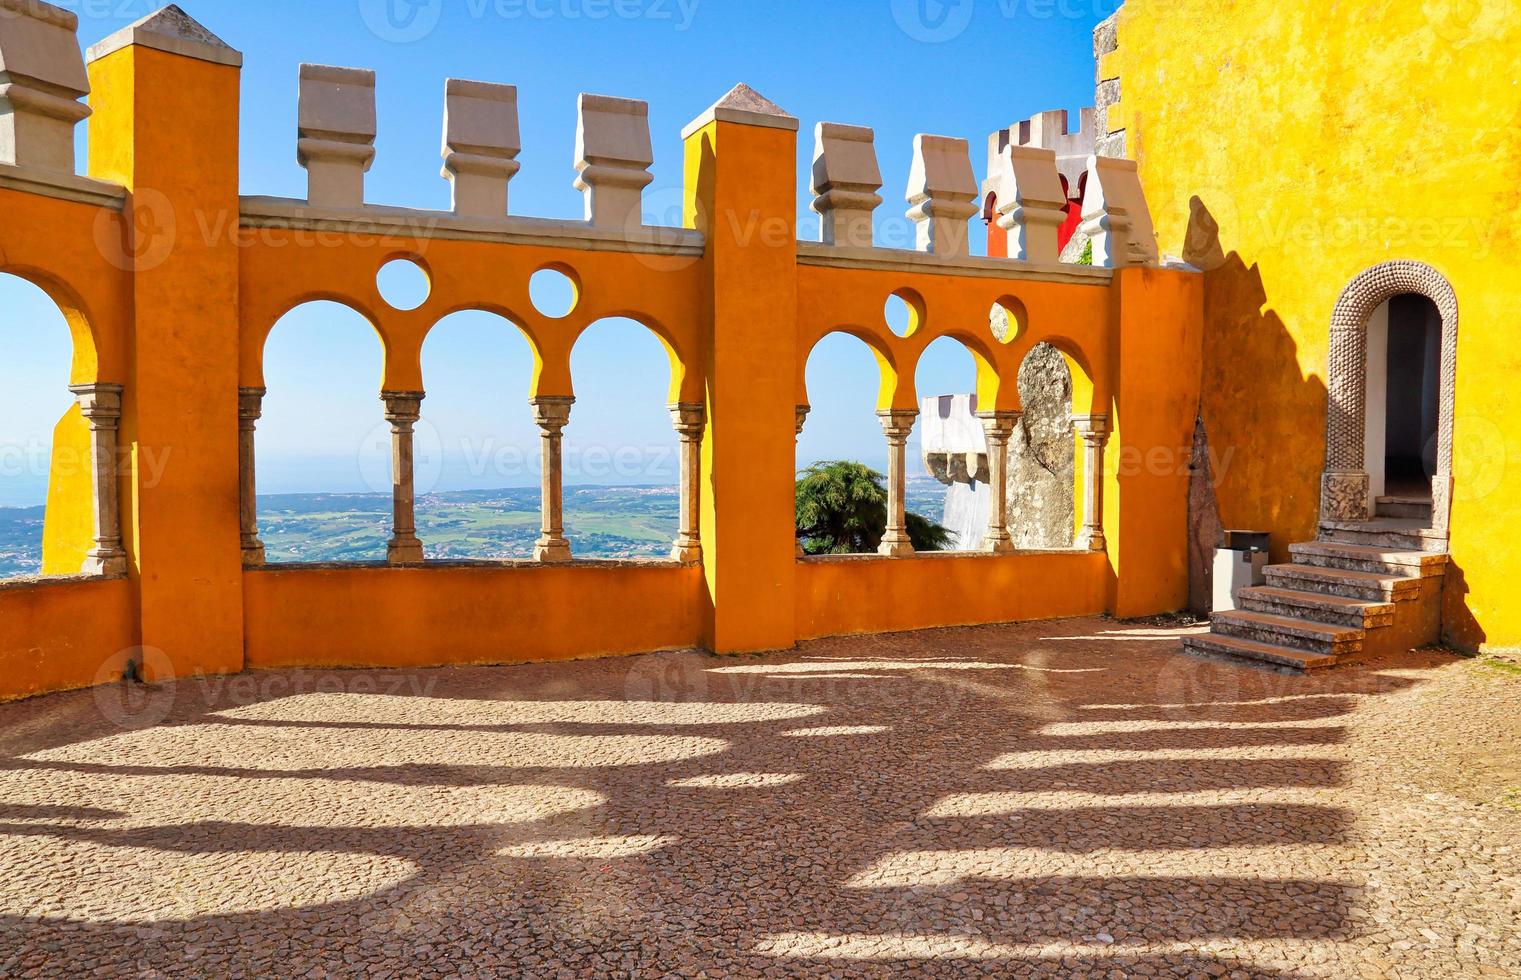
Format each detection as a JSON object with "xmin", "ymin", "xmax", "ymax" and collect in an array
[{"xmin": 0, "ymin": 618, "xmax": 1517, "ymax": 978}]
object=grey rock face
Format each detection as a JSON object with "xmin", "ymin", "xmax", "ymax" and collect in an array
[{"xmin": 1009, "ymin": 343, "xmax": 1075, "ymax": 549}]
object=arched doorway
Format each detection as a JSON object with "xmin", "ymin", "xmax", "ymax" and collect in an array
[{"xmin": 1321, "ymin": 261, "xmax": 1458, "ymax": 537}]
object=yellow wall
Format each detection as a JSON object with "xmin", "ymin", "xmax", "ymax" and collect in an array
[
  {"xmin": 40, "ymin": 404, "xmax": 94, "ymax": 576},
  {"xmin": 1104, "ymin": 0, "xmax": 1521, "ymax": 650}
]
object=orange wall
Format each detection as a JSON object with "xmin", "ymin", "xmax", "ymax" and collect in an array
[
  {"xmin": 243, "ymin": 563, "xmax": 706, "ymax": 669},
  {"xmin": 0, "ymin": 578, "xmax": 135, "ymax": 701},
  {"xmin": 1, "ymin": 25, "xmax": 1211, "ymax": 704},
  {"xmin": 797, "ymin": 552, "xmax": 1109, "ymax": 640}
]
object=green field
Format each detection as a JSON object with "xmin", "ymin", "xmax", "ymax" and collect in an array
[{"xmin": 0, "ymin": 480, "xmax": 949, "ymax": 575}]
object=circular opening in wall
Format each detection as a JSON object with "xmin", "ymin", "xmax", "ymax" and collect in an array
[
  {"xmin": 529, "ymin": 266, "xmax": 580, "ymax": 319},
  {"xmin": 884, "ymin": 290, "xmax": 923, "ymax": 338},
  {"xmin": 990, "ymin": 297, "xmax": 1028, "ymax": 344},
  {"xmin": 376, "ymin": 258, "xmax": 431, "ymax": 311}
]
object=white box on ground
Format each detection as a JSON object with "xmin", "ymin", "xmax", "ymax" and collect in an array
[{"xmin": 1212, "ymin": 530, "xmax": 1270, "ymax": 613}]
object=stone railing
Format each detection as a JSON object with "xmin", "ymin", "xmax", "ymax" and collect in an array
[{"xmin": 0, "ymin": 1, "xmax": 1202, "ymax": 703}]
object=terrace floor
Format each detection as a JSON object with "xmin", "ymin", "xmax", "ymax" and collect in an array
[{"xmin": 0, "ymin": 618, "xmax": 1517, "ymax": 978}]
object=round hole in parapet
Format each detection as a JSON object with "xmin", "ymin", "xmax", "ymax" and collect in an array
[
  {"xmin": 376, "ymin": 258, "xmax": 431, "ymax": 311},
  {"xmin": 529, "ymin": 266, "xmax": 580, "ymax": 319},
  {"xmin": 884, "ymin": 290, "xmax": 924, "ymax": 338},
  {"xmin": 990, "ymin": 297, "xmax": 1028, "ymax": 345}
]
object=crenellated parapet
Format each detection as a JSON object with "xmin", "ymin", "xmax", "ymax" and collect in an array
[
  {"xmin": 0, "ymin": 0, "xmax": 91, "ymax": 174},
  {"xmin": 906, "ymin": 134, "xmax": 979, "ymax": 257},
  {"xmin": 0, "ymin": 2, "xmax": 1202, "ymax": 704},
  {"xmin": 298, "ymin": 64, "xmax": 377, "ymax": 209},
  {"xmin": 986, "ymin": 108, "xmax": 1097, "ymax": 199},
  {"xmin": 574, "ymin": 93, "xmax": 653, "ymax": 230},
  {"xmin": 442, "ymin": 79, "xmax": 520, "ymax": 219},
  {"xmin": 1080, "ymin": 154, "xmax": 1159, "ymax": 267},
  {"xmin": 810, "ymin": 122, "xmax": 882, "ymax": 249}
]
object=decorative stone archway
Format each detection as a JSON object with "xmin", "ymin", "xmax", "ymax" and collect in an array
[{"xmin": 1321, "ymin": 261, "xmax": 1459, "ymax": 536}]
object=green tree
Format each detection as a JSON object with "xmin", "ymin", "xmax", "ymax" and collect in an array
[{"xmin": 795, "ymin": 460, "xmax": 951, "ymax": 555}]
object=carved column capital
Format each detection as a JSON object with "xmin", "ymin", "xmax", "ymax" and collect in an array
[
  {"xmin": 1071, "ymin": 413, "xmax": 1111, "ymax": 442},
  {"xmin": 669, "ymin": 402, "xmax": 705, "ymax": 438},
  {"xmin": 531, "ymin": 395, "xmax": 575, "ymax": 430},
  {"xmin": 977, "ymin": 409, "xmax": 1022, "ymax": 440},
  {"xmin": 876, "ymin": 408, "xmax": 918, "ymax": 440},
  {"xmin": 238, "ymin": 386, "xmax": 267, "ymax": 425},
  {"xmin": 68, "ymin": 383, "xmax": 124, "ymax": 426},
  {"xmin": 382, "ymin": 390, "xmax": 425, "ymax": 425},
  {"xmin": 795, "ymin": 404, "xmax": 811, "ymax": 437}
]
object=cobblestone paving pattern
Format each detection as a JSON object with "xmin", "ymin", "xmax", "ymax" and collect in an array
[{"xmin": 0, "ymin": 618, "xmax": 1516, "ymax": 977}]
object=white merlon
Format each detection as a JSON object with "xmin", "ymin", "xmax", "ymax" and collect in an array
[
  {"xmin": 680, "ymin": 82, "xmax": 798, "ymax": 140},
  {"xmin": 993, "ymin": 145, "xmax": 1068, "ymax": 263},
  {"xmin": 985, "ymin": 108, "xmax": 1095, "ymax": 201},
  {"xmin": 1079, "ymin": 154, "xmax": 1159, "ymax": 268},
  {"xmin": 85, "ymin": 4, "xmax": 242, "ymax": 69},
  {"xmin": 298, "ymin": 64, "xmax": 377, "ymax": 210},
  {"xmin": 574, "ymin": 93, "xmax": 653, "ymax": 230},
  {"xmin": 810, "ymin": 122, "xmax": 882, "ymax": 249},
  {"xmin": 0, "ymin": 0, "xmax": 90, "ymax": 174},
  {"xmin": 441, "ymin": 78, "xmax": 520, "ymax": 219},
  {"xmin": 907, "ymin": 134, "xmax": 979, "ymax": 258}
]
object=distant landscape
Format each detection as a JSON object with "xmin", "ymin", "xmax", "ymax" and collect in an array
[{"xmin": 0, "ymin": 479, "xmax": 950, "ymax": 575}]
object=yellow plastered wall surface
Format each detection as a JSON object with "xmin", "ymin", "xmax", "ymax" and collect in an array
[
  {"xmin": 40, "ymin": 403, "xmax": 93, "ymax": 576},
  {"xmin": 1104, "ymin": 0, "xmax": 1521, "ymax": 650}
]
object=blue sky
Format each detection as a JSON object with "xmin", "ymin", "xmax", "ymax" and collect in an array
[{"xmin": 0, "ymin": 0, "xmax": 1111, "ymax": 504}]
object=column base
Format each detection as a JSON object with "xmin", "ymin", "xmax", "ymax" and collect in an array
[
  {"xmin": 1077, "ymin": 530, "xmax": 1107, "ymax": 552},
  {"xmin": 670, "ymin": 539, "xmax": 702, "ymax": 564},
  {"xmin": 534, "ymin": 537, "xmax": 573, "ymax": 563},
  {"xmin": 81, "ymin": 550, "xmax": 128, "ymax": 578},
  {"xmin": 242, "ymin": 540, "xmax": 266, "ymax": 566},
  {"xmin": 878, "ymin": 534, "xmax": 915, "ymax": 558},
  {"xmin": 387, "ymin": 537, "xmax": 425, "ymax": 564},
  {"xmin": 982, "ymin": 534, "xmax": 1015, "ymax": 555}
]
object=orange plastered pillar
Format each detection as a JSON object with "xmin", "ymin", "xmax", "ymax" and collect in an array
[
  {"xmin": 1107, "ymin": 265, "xmax": 1205, "ymax": 618},
  {"xmin": 681, "ymin": 86, "xmax": 800, "ymax": 653},
  {"xmin": 85, "ymin": 12, "xmax": 245, "ymax": 680}
]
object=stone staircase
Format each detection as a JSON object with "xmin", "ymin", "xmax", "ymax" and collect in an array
[{"xmin": 1183, "ymin": 500, "xmax": 1447, "ymax": 671}]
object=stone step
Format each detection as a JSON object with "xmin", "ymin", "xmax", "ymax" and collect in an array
[
  {"xmin": 1319, "ymin": 520, "xmax": 1447, "ymax": 554},
  {"xmin": 1236, "ymin": 586, "xmax": 1395, "ymax": 630},
  {"xmin": 1211, "ymin": 609, "xmax": 1364, "ymax": 656},
  {"xmin": 1181, "ymin": 633, "xmax": 1340, "ymax": 672},
  {"xmin": 1290, "ymin": 541, "xmax": 1448, "ymax": 579},
  {"xmin": 1375, "ymin": 495, "xmax": 1433, "ymax": 522},
  {"xmin": 1265, "ymin": 563, "xmax": 1424, "ymax": 603}
]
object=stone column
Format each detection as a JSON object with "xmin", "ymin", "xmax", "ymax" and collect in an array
[
  {"xmin": 69, "ymin": 383, "xmax": 128, "ymax": 577},
  {"xmin": 795, "ymin": 405, "xmax": 809, "ymax": 557},
  {"xmin": 670, "ymin": 403, "xmax": 705, "ymax": 563},
  {"xmin": 979, "ymin": 411, "xmax": 1021, "ymax": 554},
  {"xmin": 1073, "ymin": 414, "xmax": 1112, "ymax": 551},
  {"xmin": 877, "ymin": 409, "xmax": 918, "ymax": 557},
  {"xmin": 383, "ymin": 391, "xmax": 425, "ymax": 564},
  {"xmin": 238, "ymin": 386, "xmax": 266, "ymax": 565},
  {"xmin": 532, "ymin": 396, "xmax": 575, "ymax": 563}
]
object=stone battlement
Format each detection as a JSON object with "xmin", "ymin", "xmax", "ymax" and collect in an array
[{"xmin": 0, "ymin": 1, "xmax": 1202, "ymax": 703}]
